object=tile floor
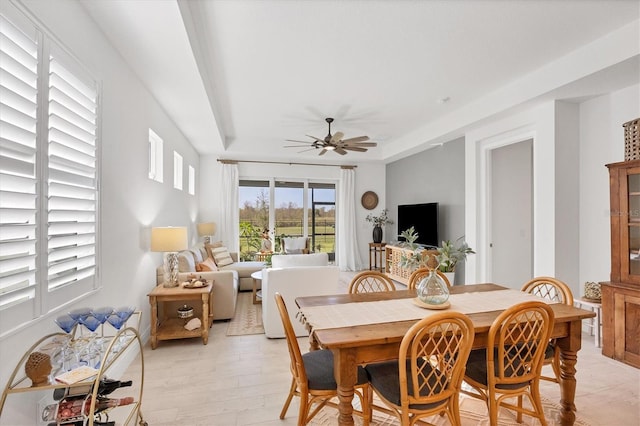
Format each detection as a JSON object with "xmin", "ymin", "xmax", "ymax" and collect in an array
[{"xmin": 124, "ymin": 277, "xmax": 640, "ymax": 426}]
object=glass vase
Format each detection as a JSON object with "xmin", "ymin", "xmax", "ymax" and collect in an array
[{"xmin": 416, "ymin": 269, "xmax": 450, "ymax": 305}]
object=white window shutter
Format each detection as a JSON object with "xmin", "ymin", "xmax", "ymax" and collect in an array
[
  {"xmin": 0, "ymin": 14, "xmax": 39, "ymax": 307},
  {"xmin": 46, "ymin": 49, "xmax": 98, "ymax": 291}
]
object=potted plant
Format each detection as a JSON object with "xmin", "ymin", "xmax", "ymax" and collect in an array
[
  {"xmin": 365, "ymin": 209, "xmax": 393, "ymax": 243},
  {"xmin": 436, "ymin": 237, "xmax": 475, "ymax": 282}
]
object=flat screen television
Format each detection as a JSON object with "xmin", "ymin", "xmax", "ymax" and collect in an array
[{"xmin": 397, "ymin": 203, "xmax": 439, "ymax": 248}]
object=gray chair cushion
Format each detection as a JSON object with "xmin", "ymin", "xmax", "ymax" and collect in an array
[
  {"xmin": 364, "ymin": 358, "xmax": 448, "ymax": 410},
  {"xmin": 465, "ymin": 348, "xmax": 530, "ymax": 390},
  {"xmin": 303, "ymin": 349, "xmax": 368, "ymax": 391}
]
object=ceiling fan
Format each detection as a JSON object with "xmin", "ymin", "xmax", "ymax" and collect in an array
[{"xmin": 285, "ymin": 117, "xmax": 377, "ymax": 156}]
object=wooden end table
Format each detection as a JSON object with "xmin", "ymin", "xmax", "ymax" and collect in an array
[
  {"xmin": 148, "ymin": 282, "xmax": 213, "ymax": 349},
  {"xmin": 369, "ymin": 242, "xmax": 386, "ymax": 272}
]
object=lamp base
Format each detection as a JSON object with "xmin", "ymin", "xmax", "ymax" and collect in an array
[{"xmin": 162, "ymin": 281, "xmax": 179, "ymax": 288}]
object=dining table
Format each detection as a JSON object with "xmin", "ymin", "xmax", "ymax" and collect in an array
[{"xmin": 295, "ymin": 283, "xmax": 596, "ymax": 426}]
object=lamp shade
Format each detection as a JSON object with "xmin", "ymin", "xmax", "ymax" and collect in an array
[
  {"xmin": 150, "ymin": 227, "xmax": 188, "ymax": 252},
  {"xmin": 197, "ymin": 222, "xmax": 216, "ymax": 237}
]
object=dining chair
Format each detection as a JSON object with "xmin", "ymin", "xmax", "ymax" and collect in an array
[
  {"xmin": 274, "ymin": 293, "xmax": 371, "ymax": 425},
  {"xmin": 462, "ymin": 300, "xmax": 554, "ymax": 426},
  {"xmin": 521, "ymin": 276, "xmax": 574, "ymax": 383},
  {"xmin": 348, "ymin": 271, "xmax": 397, "ymax": 294},
  {"xmin": 364, "ymin": 311, "xmax": 474, "ymax": 425},
  {"xmin": 407, "ymin": 267, "xmax": 451, "ymax": 290}
]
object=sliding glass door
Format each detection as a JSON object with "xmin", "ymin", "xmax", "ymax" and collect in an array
[{"xmin": 238, "ymin": 179, "xmax": 335, "ymax": 261}]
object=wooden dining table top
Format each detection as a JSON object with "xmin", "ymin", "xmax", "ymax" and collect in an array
[{"xmin": 296, "ymin": 283, "xmax": 596, "ymax": 351}]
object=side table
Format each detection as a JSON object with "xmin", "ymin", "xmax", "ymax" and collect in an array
[
  {"xmin": 148, "ymin": 282, "xmax": 213, "ymax": 349},
  {"xmin": 251, "ymin": 270, "xmax": 263, "ymax": 304},
  {"xmin": 369, "ymin": 242, "xmax": 386, "ymax": 272}
]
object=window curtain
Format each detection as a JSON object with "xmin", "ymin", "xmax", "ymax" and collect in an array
[
  {"xmin": 337, "ymin": 168, "xmax": 362, "ymax": 271},
  {"xmin": 219, "ymin": 163, "xmax": 239, "ymax": 253}
]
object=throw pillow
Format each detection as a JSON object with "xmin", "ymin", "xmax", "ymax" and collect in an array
[
  {"xmin": 205, "ymin": 241, "xmax": 224, "ymax": 259},
  {"xmin": 212, "ymin": 246, "xmax": 234, "ymax": 267},
  {"xmin": 198, "ymin": 257, "xmax": 218, "ymax": 272}
]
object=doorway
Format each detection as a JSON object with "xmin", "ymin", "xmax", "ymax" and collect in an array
[{"xmin": 489, "ymin": 139, "xmax": 533, "ymax": 288}]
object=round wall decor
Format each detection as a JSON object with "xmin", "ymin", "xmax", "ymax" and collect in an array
[{"xmin": 361, "ymin": 191, "xmax": 379, "ymax": 210}]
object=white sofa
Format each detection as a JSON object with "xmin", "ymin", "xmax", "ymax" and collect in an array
[
  {"xmin": 262, "ymin": 252, "xmax": 340, "ymax": 338},
  {"xmin": 155, "ymin": 244, "xmax": 263, "ymax": 320}
]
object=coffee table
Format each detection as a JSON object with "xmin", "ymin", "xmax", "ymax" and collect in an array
[{"xmin": 251, "ymin": 270, "xmax": 263, "ymax": 304}]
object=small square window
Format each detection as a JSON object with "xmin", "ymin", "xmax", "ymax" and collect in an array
[{"xmin": 173, "ymin": 151, "xmax": 183, "ymax": 190}]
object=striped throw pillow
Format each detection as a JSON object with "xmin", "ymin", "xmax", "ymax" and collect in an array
[{"xmin": 212, "ymin": 246, "xmax": 234, "ymax": 267}]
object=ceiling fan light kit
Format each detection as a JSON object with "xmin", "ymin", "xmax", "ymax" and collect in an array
[{"xmin": 285, "ymin": 117, "xmax": 377, "ymax": 156}]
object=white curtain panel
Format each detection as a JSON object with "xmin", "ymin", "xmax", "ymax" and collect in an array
[
  {"xmin": 337, "ymin": 168, "xmax": 362, "ymax": 271},
  {"xmin": 219, "ymin": 163, "xmax": 239, "ymax": 253}
]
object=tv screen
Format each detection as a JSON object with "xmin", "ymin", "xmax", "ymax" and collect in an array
[{"xmin": 397, "ymin": 203, "xmax": 439, "ymax": 248}]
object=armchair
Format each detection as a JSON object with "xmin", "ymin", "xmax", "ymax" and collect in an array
[{"xmin": 281, "ymin": 236, "xmax": 310, "ymax": 254}]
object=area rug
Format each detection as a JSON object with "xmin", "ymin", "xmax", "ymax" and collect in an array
[
  {"xmin": 308, "ymin": 393, "xmax": 592, "ymax": 426},
  {"xmin": 226, "ymin": 291, "xmax": 264, "ymax": 335}
]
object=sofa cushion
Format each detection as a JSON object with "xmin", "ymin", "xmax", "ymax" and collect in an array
[
  {"xmin": 212, "ymin": 246, "xmax": 234, "ymax": 267},
  {"xmin": 191, "ymin": 248, "xmax": 204, "ymax": 263},
  {"xmin": 271, "ymin": 252, "xmax": 328, "ymax": 268},
  {"xmin": 205, "ymin": 241, "xmax": 224, "ymax": 259},
  {"xmin": 197, "ymin": 257, "xmax": 218, "ymax": 272},
  {"xmin": 177, "ymin": 250, "xmax": 196, "ymax": 272},
  {"xmin": 221, "ymin": 261, "xmax": 264, "ymax": 278},
  {"xmin": 283, "ymin": 237, "xmax": 307, "ymax": 254}
]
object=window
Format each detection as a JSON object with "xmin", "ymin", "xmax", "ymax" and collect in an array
[
  {"xmin": 173, "ymin": 151, "xmax": 183, "ymax": 190},
  {"xmin": 0, "ymin": 9, "xmax": 100, "ymax": 334},
  {"xmin": 238, "ymin": 179, "xmax": 335, "ymax": 260},
  {"xmin": 188, "ymin": 165, "xmax": 195, "ymax": 195},
  {"xmin": 148, "ymin": 129, "xmax": 163, "ymax": 182}
]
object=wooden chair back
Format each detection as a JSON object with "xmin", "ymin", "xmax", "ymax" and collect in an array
[
  {"xmin": 486, "ymin": 301, "xmax": 554, "ymax": 388},
  {"xmin": 521, "ymin": 276, "xmax": 573, "ymax": 305},
  {"xmin": 398, "ymin": 312, "xmax": 474, "ymax": 421},
  {"xmin": 348, "ymin": 271, "xmax": 396, "ymax": 294},
  {"xmin": 274, "ymin": 292, "xmax": 307, "ymax": 391},
  {"xmin": 407, "ymin": 267, "xmax": 451, "ymax": 290}
]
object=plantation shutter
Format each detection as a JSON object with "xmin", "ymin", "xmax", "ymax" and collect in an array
[
  {"xmin": 46, "ymin": 46, "xmax": 98, "ymax": 292},
  {"xmin": 0, "ymin": 14, "xmax": 39, "ymax": 308}
]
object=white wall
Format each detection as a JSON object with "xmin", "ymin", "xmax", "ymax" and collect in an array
[
  {"xmin": 198, "ymin": 158, "xmax": 386, "ymax": 269},
  {"xmin": 0, "ymin": 2, "xmax": 200, "ymax": 423},
  {"xmin": 579, "ymin": 84, "xmax": 640, "ymax": 286}
]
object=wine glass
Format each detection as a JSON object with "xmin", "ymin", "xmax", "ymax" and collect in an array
[
  {"xmin": 106, "ymin": 314, "xmax": 127, "ymax": 352},
  {"xmin": 53, "ymin": 314, "xmax": 78, "ymax": 373},
  {"xmin": 68, "ymin": 307, "xmax": 91, "ymax": 337},
  {"xmin": 91, "ymin": 306, "xmax": 114, "ymax": 349},
  {"xmin": 78, "ymin": 315, "xmax": 102, "ymax": 366}
]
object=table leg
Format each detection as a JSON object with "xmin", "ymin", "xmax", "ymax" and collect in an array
[
  {"xmin": 202, "ymin": 293, "xmax": 209, "ymax": 345},
  {"xmin": 333, "ymin": 348, "xmax": 357, "ymax": 426},
  {"xmin": 556, "ymin": 319, "xmax": 582, "ymax": 426},
  {"xmin": 252, "ymin": 278, "xmax": 260, "ymax": 304},
  {"xmin": 149, "ymin": 296, "xmax": 158, "ymax": 350}
]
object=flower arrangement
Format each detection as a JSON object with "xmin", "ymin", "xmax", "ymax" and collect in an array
[
  {"xmin": 365, "ymin": 209, "xmax": 393, "ymax": 227},
  {"xmin": 436, "ymin": 237, "xmax": 475, "ymax": 272}
]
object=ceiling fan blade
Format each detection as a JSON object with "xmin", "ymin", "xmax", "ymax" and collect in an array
[
  {"xmin": 318, "ymin": 149, "xmax": 328, "ymax": 156},
  {"xmin": 342, "ymin": 146, "xmax": 367, "ymax": 152},
  {"xmin": 335, "ymin": 147, "xmax": 348, "ymax": 155},
  {"xmin": 340, "ymin": 136, "xmax": 369, "ymax": 144},
  {"xmin": 330, "ymin": 131, "xmax": 344, "ymax": 143},
  {"xmin": 305, "ymin": 134, "xmax": 324, "ymax": 142},
  {"xmin": 285, "ymin": 139, "xmax": 314, "ymax": 144},
  {"xmin": 343, "ymin": 142, "xmax": 377, "ymax": 147},
  {"xmin": 284, "ymin": 145, "xmax": 313, "ymax": 148},
  {"xmin": 298, "ymin": 147, "xmax": 316, "ymax": 153}
]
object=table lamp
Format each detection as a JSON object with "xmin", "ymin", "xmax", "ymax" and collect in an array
[
  {"xmin": 197, "ymin": 222, "xmax": 216, "ymax": 244},
  {"xmin": 151, "ymin": 226, "xmax": 188, "ymax": 287}
]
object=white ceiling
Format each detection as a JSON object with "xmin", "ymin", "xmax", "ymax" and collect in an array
[{"xmin": 80, "ymin": 0, "xmax": 640, "ymax": 163}]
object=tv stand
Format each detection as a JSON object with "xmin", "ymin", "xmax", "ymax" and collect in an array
[{"xmin": 385, "ymin": 244, "xmax": 438, "ymax": 286}]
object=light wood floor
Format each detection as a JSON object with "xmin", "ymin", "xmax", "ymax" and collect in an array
[{"xmin": 124, "ymin": 278, "xmax": 640, "ymax": 426}]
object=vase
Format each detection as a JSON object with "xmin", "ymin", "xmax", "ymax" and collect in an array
[
  {"xmin": 372, "ymin": 226, "xmax": 383, "ymax": 243},
  {"xmin": 416, "ymin": 269, "xmax": 450, "ymax": 305}
]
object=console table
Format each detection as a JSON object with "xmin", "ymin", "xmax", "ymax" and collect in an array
[
  {"xmin": 384, "ymin": 244, "xmax": 438, "ymax": 285},
  {"xmin": 368, "ymin": 242, "xmax": 386, "ymax": 272}
]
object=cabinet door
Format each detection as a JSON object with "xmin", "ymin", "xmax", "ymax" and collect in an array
[{"xmin": 621, "ymin": 167, "xmax": 640, "ymax": 283}]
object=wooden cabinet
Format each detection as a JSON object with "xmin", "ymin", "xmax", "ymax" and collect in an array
[
  {"xmin": 384, "ymin": 244, "xmax": 438, "ymax": 286},
  {"xmin": 603, "ymin": 160, "xmax": 640, "ymax": 368}
]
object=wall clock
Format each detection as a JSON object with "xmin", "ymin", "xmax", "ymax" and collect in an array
[{"xmin": 361, "ymin": 191, "xmax": 379, "ymax": 210}]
